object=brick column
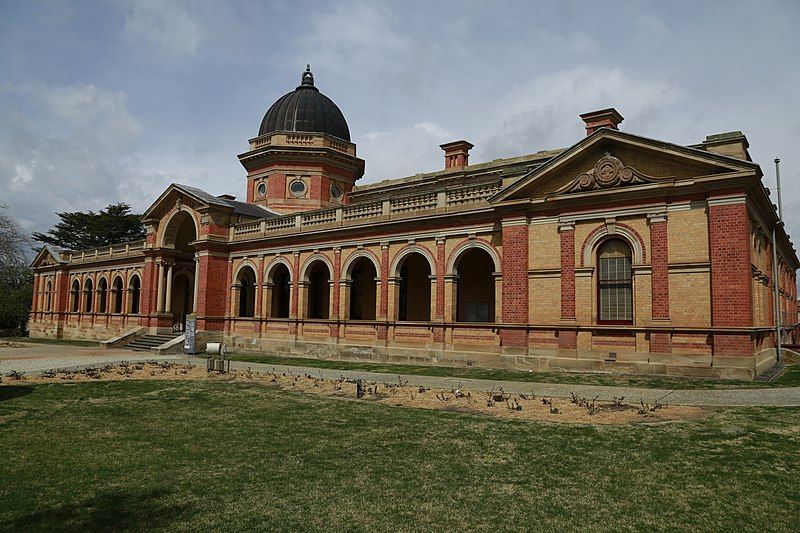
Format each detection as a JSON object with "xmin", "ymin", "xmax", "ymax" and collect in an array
[
  {"xmin": 377, "ymin": 242, "xmax": 389, "ymax": 341},
  {"xmin": 255, "ymin": 254, "xmax": 265, "ymax": 333},
  {"xmin": 31, "ymin": 273, "xmax": 40, "ymax": 315},
  {"xmin": 708, "ymin": 197, "xmax": 753, "ymax": 355},
  {"xmin": 433, "ymin": 236, "xmax": 446, "ymax": 343},
  {"xmin": 648, "ymin": 213, "xmax": 671, "ymax": 353},
  {"xmin": 290, "ymin": 251, "xmax": 300, "ymax": 335},
  {"xmin": 378, "ymin": 242, "xmax": 389, "ymax": 341},
  {"xmin": 501, "ymin": 217, "xmax": 529, "ymax": 348},
  {"xmin": 331, "ymin": 248, "xmax": 341, "ymax": 338},
  {"xmin": 558, "ymin": 221, "xmax": 577, "ymax": 349},
  {"xmin": 223, "ymin": 258, "xmax": 234, "ymax": 334}
]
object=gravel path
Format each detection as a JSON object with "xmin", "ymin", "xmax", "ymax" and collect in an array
[
  {"xmin": 0, "ymin": 343, "xmax": 179, "ymax": 375},
  {"xmin": 2, "ymin": 342, "xmax": 799, "ymax": 407},
  {"xmin": 187, "ymin": 357, "xmax": 800, "ymax": 408}
]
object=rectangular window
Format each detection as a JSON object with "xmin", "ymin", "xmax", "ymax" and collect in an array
[{"xmin": 599, "ymin": 255, "xmax": 632, "ymax": 322}]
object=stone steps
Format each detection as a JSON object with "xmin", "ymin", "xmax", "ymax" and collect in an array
[{"xmin": 123, "ymin": 333, "xmax": 181, "ymax": 352}]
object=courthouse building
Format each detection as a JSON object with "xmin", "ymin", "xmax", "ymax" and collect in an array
[{"xmin": 29, "ymin": 67, "xmax": 799, "ymax": 379}]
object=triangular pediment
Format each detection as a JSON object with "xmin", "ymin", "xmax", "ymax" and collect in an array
[
  {"xmin": 142, "ymin": 183, "xmax": 233, "ymax": 222},
  {"xmin": 31, "ymin": 245, "xmax": 65, "ymax": 268},
  {"xmin": 491, "ymin": 129, "xmax": 757, "ymax": 203}
]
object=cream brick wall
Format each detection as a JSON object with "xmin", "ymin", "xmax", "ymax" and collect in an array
[
  {"xmin": 529, "ymin": 277, "xmax": 560, "ymax": 323},
  {"xmin": 529, "ymin": 223, "xmax": 560, "ymax": 269},
  {"xmin": 633, "ymin": 272, "xmax": 652, "ymax": 326},
  {"xmin": 669, "ymin": 272, "xmax": 711, "ymax": 327},
  {"xmin": 575, "ymin": 274, "xmax": 593, "ymax": 322},
  {"xmin": 668, "ymin": 208, "xmax": 709, "ymax": 263}
]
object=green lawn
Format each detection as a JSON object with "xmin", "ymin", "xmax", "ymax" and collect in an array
[
  {"xmin": 228, "ymin": 352, "xmax": 800, "ymax": 389},
  {"xmin": 1, "ymin": 379, "xmax": 798, "ymax": 531}
]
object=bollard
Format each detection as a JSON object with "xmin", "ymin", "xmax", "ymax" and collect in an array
[{"xmin": 356, "ymin": 379, "xmax": 365, "ymax": 398}]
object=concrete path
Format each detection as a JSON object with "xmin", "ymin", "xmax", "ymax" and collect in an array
[
  {"xmin": 2, "ymin": 342, "xmax": 799, "ymax": 407},
  {"xmin": 187, "ymin": 357, "xmax": 800, "ymax": 408}
]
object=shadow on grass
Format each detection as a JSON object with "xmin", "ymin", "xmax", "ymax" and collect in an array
[
  {"xmin": 4, "ymin": 488, "xmax": 192, "ymax": 532},
  {"xmin": 0, "ymin": 386, "xmax": 33, "ymax": 402}
]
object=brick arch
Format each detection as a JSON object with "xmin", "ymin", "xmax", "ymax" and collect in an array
[
  {"xmin": 159, "ymin": 208, "xmax": 199, "ymax": 248},
  {"xmin": 446, "ymin": 238, "xmax": 501, "ymax": 275},
  {"xmin": 264, "ymin": 256, "xmax": 294, "ymax": 283},
  {"xmin": 581, "ymin": 222, "xmax": 646, "ymax": 266},
  {"xmin": 233, "ymin": 260, "xmax": 259, "ymax": 284},
  {"xmin": 341, "ymin": 249, "xmax": 381, "ymax": 280},
  {"xmin": 389, "ymin": 244, "xmax": 436, "ymax": 277},
  {"xmin": 299, "ymin": 253, "xmax": 334, "ymax": 282}
]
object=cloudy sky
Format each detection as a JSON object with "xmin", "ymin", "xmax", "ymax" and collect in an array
[{"xmin": 2, "ymin": 0, "xmax": 799, "ymax": 243}]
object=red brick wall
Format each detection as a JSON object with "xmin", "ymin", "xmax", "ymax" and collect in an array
[
  {"xmin": 378, "ymin": 245, "xmax": 389, "ymax": 340},
  {"xmin": 246, "ymin": 178, "xmax": 255, "ymax": 204},
  {"xmin": 650, "ymin": 218, "xmax": 671, "ymax": 353},
  {"xmin": 708, "ymin": 200, "xmax": 753, "ymax": 355},
  {"xmin": 501, "ymin": 221, "xmax": 528, "ymax": 347},
  {"xmin": 560, "ymin": 226, "xmax": 576, "ymax": 319},
  {"xmin": 196, "ymin": 255, "xmax": 229, "ymax": 331}
]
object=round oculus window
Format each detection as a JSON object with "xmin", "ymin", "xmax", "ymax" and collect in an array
[
  {"xmin": 289, "ymin": 180, "xmax": 307, "ymax": 197},
  {"xmin": 330, "ymin": 184, "xmax": 343, "ymax": 200},
  {"xmin": 257, "ymin": 182, "xmax": 267, "ymax": 197}
]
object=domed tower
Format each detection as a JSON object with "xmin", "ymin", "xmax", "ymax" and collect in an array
[{"xmin": 238, "ymin": 66, "xmax": 365, "ymax": 214}]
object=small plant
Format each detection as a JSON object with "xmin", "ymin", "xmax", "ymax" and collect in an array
[{"xmin": 7, "ymin": 369, "xmax": 25, "ymax": 380}]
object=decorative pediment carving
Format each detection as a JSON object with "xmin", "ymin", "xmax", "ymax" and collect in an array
[{"xmin": 556, "ymin": 154, "xmax": 668, "ymax": 194}]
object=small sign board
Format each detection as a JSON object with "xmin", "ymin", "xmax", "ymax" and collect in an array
[{"xmin": 184, "ymin": 313, "xmax": 196, "ymax": 355}]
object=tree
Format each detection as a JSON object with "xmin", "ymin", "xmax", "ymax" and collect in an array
[
  {"xmin": 0, "ymin": 206, "xmax": 32, "ymax": 335},
  {"xmin": 32, "ymin": 203, "xmax": 146, "ymax": 251}
]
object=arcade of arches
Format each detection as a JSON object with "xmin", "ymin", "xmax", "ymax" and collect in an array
[{"xmin": 25, "ymin": 75, "xmax": 800, "ymax": 380}]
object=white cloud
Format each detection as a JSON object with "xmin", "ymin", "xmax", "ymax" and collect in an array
[
  {"xmin": 478, "ymin": 66, "xmax": 685, "ymax": 159},
  {"xmin": 120, "ymin": 0, "xmax": 203, "ymax": 58},
  {"xmin": 358, "ymin": 120, "xmax": 452, "ymax": 181},
  {"xmin": 0, "ymin": 82, "xmax": 162, "ymax": 232}
]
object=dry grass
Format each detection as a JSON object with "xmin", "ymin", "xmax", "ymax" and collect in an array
[{"xmin": 3, "ymin": 362, "xmax": 704, "ymax": 425}]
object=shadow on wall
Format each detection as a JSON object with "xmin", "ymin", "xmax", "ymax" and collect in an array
[{"xmin": 4, "ymin": 488, "xmax": 192, "ymax": 531}]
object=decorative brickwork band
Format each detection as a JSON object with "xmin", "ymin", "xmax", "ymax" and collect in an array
[
  {"xmin": 501, "ymin": 219, "xmax": 528, "ymax": 347},
  {"xmin": 708, "ymin": 200, "xmax": 753, "ymax": 355}
]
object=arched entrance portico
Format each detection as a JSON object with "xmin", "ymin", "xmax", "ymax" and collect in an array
[{"xmin": 158, "ymin": 210, "xmax": 199, "ymax": 331}]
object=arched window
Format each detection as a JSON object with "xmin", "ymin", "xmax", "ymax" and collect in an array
[
  {"xmin": 398, "ymin": 253, "xmax": 431, "ymax": 321},
  {"xmin": 70, "ymin": 279, "xmax": 80, "ymax": 312},
  {"xmin": 597, "ymin": 239, "xmax": 633, "ymax": 323},
  {"xmin": 129, "ymin": 275, "xmax": 141, "ymax": 314},
  {"xmin": 45, "ymin": 280, "xmax": 52, "ymax": 312},
  {"xmin": 306, "ymin": 261, "xmax": 330, "ymax": 319},
  {"xmin": 269, "ymin": 264, "xmax": 291, "ymax": 318},
  {"xmin": 112, "ymin": 276, "xmax": 124, "ymax": 313},
  {"xmin": 348, "ymin": 257, "xmax": 377, "ymax": 320},
  {"xmin": 455, "ymin": 248, "xmax": 495, "ymax": 322},
  {"xmin": 236, "ymin": 266, "xmax": 257, "ymax": 317},
  {"xmin": 84, "ymin": 278, "xmax": 94, "ymax": 313},
  {"xmin": 98, "ymin": 278, "xmax": 108, "ymax": 314}
]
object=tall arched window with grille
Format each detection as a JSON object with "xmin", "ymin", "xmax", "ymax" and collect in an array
[
  {"xmin": 70, "ymin": 279, "xmax": 80, "ymax": 312},
  {"xmin": 597, "ymin": 239, "xmax": 633, "ymax": 324},
  {"xmin": 129, "ymin": 275, "xmax": 141, "ymax": 314}
]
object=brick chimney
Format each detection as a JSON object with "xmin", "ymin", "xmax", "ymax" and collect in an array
[
  {"xmin": 579, "ymin": 108, "xmax": 624, "ymax": 136},
  {"xmin": 440, "ymin": 140, "xmax": 474, "ymax": 169}
]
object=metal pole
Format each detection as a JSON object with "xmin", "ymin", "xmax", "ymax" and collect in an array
[
  {"xmin": 772, "ymin": 158, "xmax": 783, "ymax": 364},
  {"xmin": 775, "ymin": 158, "xmax": 783, "ymax": 220}
]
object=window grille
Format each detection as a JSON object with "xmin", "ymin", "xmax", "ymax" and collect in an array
[{"xmin": 598, "ymin": 239, "xmax": 633, "ymax": 322}]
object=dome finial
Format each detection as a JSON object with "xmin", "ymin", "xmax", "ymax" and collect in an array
[{"xmin": 301, "ymin": 65, "xmax": 314, "ymax": 87}]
